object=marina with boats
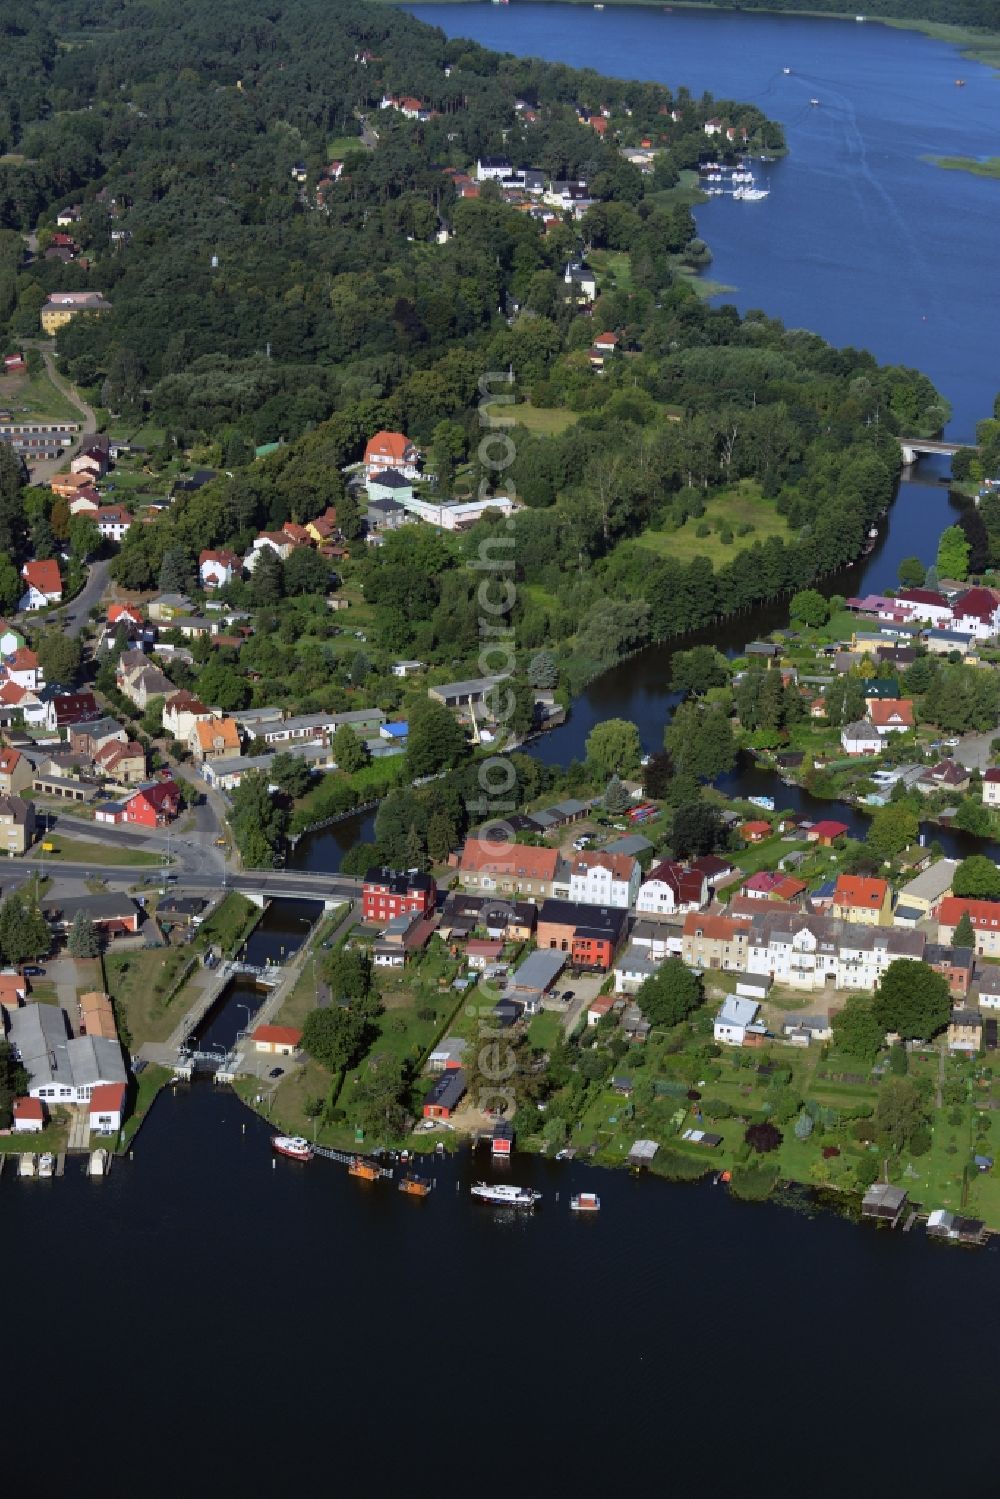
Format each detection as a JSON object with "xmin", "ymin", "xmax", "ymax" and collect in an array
[{"xmin": 699, "ymin": 159, "xmax": 770, "ymax": 200}]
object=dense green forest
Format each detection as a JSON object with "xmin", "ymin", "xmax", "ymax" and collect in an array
[{"xmin": 0, "ymin": 0, "xmax": 948, "ymax": 704}]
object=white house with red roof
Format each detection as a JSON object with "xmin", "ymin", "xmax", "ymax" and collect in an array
[
  {"xmin": 12, "ymin": 1097, "xmax": 45, "ymax": 1133},
  {"xmin": 95, "ymin": 505, "xmax": 133, "ymax": 543},
  {"xmin": 982, "ymin": 768, "xmax": 1000, "ymax": 808},
  {"xmin": 4, "ymin": 647, "xmax": 42, "ymax": 691},
  {"xmin": 364, "ymin": 430, "xmax": 421, "ymax": 480},
  {"xmin": 895, "ymin": 587, "xmax": 951, "ymax": 626},
  {"xmin": 636, "ymin": 860, "xmax": 707, "ymax": 915},
  {"xmin": 252, "ymin": 1024, "xmax": 303, "ymax": 1056},
  {"xmin": 950, "ymin": 586, "xmax": 1000, "ymax": 640},
  {"xmin": 246, "ymin": 531, "xmax": 295, "ymax": 570},
  {"xmin": 560, "ymin": 850, "xmax": 640, "ymax": 909},
  {"xmin": 69, "ymin": 488, "xmax": 101, "ymax": 515},
  {"xmin": 199, "ymin": 548, "xmax": 241, "ymax": 589},
  {"xmin": 89, "ymin": 1082, "xmax": 126, "ymax": 1134},
  {"xmin": 19, "ymin": 559, "xmax": 62, "ymax": 610},
  {"xmin": 108, "ymin": 603, "xmax": 144, "ymax": 629},
  {"xmin": 592, "ymin": 332, "xmax": 618, "ymax": 353}
]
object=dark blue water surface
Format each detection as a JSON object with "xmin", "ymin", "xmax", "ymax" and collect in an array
[{"xmin": 411, "ymin": 4, "xmax": 997, "ymax": 442}]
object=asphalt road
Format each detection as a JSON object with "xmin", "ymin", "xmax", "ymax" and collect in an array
[{"xmin": 53, "ymin": 556, "xmax": 112, "ymax": 639}]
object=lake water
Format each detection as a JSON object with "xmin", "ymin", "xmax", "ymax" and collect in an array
[
  {"xmin": 411, "ymin": 4, "xmax": 998, "ymax": 441},
  {"xmin": 11, "ymin": 11, "xmax": 1000, "ymax": 1489}
]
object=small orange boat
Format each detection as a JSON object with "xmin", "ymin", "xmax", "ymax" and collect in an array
[
  {"xmin": 348, "ymin": 1157, "xmax": 380, "ymax": 1182},
  {"xmin": 398, "ymin": 1174, "xmax": 431, "ymax": 1198}
]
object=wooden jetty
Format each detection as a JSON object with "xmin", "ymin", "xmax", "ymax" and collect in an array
[{"xmin": 312, "ymin": 1145, "xmax": 393, "ymax": 1180}]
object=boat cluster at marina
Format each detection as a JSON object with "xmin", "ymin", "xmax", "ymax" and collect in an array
[
  {"xmin": 271, "ymin": 1137, "xmax": 600, "ymax": 1211},
  {"xmin": 699, "ymin": 159, "xmax": 770, "ymax": 200}
]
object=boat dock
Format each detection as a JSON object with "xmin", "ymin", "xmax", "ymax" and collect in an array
[{"xmin": 312, "ymin": 1145, "xmax": 394, "ymax": 1180}]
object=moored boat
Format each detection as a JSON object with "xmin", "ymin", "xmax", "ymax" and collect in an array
[
  {"xmin": 570, "ymin": 1192, "xmax": 601, "ymax": 1212},
  {"xmin": 18, "ymin": 1153, "xmax": 35, "ymax": 1178},
  {"xmin": 398, "ymin": 1173, "xmax": 431, "ymax": 1197},
  {"xmin": 38, "ymin": 1153, "xmax": 55, "ymax": 1178},
  {"xmin": 348, "ymin": 1156, "xmax": 381, "ymax": 1181},
  {"xmin": 88, "ymin": 1149, "xmax": 108, "ymax": 1177},
  {"xmin": 272, "ymin": 1135, "xmax": 313, "ymax": 1162},
  {"xmin": 471, "ymin": 1181, "xmax": 541, "ymax": 1208}
]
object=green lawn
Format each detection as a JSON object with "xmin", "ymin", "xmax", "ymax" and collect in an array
[
  {"xmin": 194, "ymin": 892, "xmax": 260, "ymax": 956},
  {"xmin": 36, "ymin": 837, "xmax": 162, "ymax": 868},
  {"xmin": 527, "ymin": 1009, "xmax": 564, "ymax": 1051},
  {"xmin": 633, "ymin": 481, "xmax": 791, "ymax": 567},
  {"xmin": 481, "ymin": 398, "xmax": 578, "ymax": 437},
  {"xmin": 103, "ymin": 947, "xmax": 198, "ymax": 1047},
  {"xmin": 0, "ymin": 364, "xmax": 81, "ymax": 422},
  {"xmin": 588, "ymin": 248, "xmax": 633, "ymax": 290},
  {"xmin": 327, "ymin": 134, "xmax": 367, "ymax": 156}
]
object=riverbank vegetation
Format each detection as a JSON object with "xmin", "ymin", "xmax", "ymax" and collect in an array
[
  {"xmin": 0, "ymin": 0, "xmax": 947, "ymax": 734},
  {"xmin": 929, "ymin": 156, "xmax": 1000, "ymax": 178}
]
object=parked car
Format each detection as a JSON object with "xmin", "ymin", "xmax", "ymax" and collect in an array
[{"xmin": 268, "ymin": 1067, "xmax": 284, "ymax": 1079}]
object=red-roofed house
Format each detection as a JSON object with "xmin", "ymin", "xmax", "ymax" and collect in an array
[
  {"xmin": 564, "ymin": 849, "xmax": 640, "ymax": 909},
  {"xmin": 459, "ymin": 838, "xmax": 558, "ymax": 899},
  {"xmin": 20, "ymin": 559, "xmax": 62, "ymax": 610},
  {"xmin": 45, "ymin": 691, "xmax": 100, "ymax": 730},
  {"xmin": 896, "ymin": 587, "xmax": 951, "ymax": 625},
  {"xmin": 593, "ymin": 332, "xmax": 618, "ymax": 353},
  {"xmin": 868, "ymin": 698, "xmax": 914, "ymax": 734},
  {"xmin": 938, "ymin": 897, "xmax": 1000, "ymax": 956},
  {"xmin": 94, "ymin": 739, "xmax": 147, "ymax": 785},
  {"xmin": 741, "ymin": 871, "xmax": 806, "ymax": 903},
  {"xmin": 108, "ymin": 603, "xmax": 144, "ymax": 628},
  {"xmin": 832, "ymin": 874, "xmax": 892, "ymax": 926},
  {"xmin": 121, "ymin": 778, "xmax": 180, "ymax": 828},
  {"xmin": 199, "ymin": 548, "xmax": 241, "ymax": 589},
  {"xmin": 0, "ymin": 746, "xmax": 32, "ymax": 796},
  {"xmin": 982, "ymin": 767, "xmax": 1000, "ymax": 808},
  {"xmin": 252, "ymin": 1024, "xmax": 303, "ymax": 1055},
  {"xmin": 89, "ymin": 1082, "xmax": 126, "ymax": 1134},
  {"xmin": 806, "ymin": 819, "xmax": 849, "ymax": 846},
  {"xmin": 5, "ymin": 647, "xmax": 42, "ymax": 690},
  {"xmin": 681, "ymin": 911, "xmax": 751, "ymax": 970},
  {"xmin": 951, "ymin": 586, "xmax": 1000, "ymax": 639},
  {"xmin": 636, "ymin": 860, "xmax": 707, "ymax": 915},
  {"xmin": 13, "ymin": 1096, "xmax": 45, "ymax": 1133},
  {"xmin": 95, "ymin": 505, "xmax": 133, "ymax": 542},
  {"xmin": 739, "ymin": 820, "xmax": 772, "ymax": 844},
  {"xmin": 364, "ymin": 430, "xmax": 421, "ymax": 480}
]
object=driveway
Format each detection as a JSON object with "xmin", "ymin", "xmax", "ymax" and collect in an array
[
  {"xmin": 954, "ymin": 731, "xmax": 997, "ymax": 774},
  {"xmin": 25, "ymin": 346, "xmax": 98, "ymax": 486},
  {"xmin": 561, "ymin": 972, "xmax": 607, "ymax": 1036}
]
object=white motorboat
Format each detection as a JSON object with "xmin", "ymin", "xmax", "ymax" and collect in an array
[{"xmin": 471, "ymin": 1182, "xmax": 541, "ymax": 1208}]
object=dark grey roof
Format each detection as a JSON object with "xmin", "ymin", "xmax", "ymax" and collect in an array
[
  {"xmin": 43, "ymin": 892, "xmax": 138, "ymax": 924},
  {"xmin": 423, "ymin": 1068, "xmax": 467, "ymax": 1110}
]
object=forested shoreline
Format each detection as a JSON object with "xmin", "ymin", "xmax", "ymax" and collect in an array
[{"xmin": 0, "ymin": 0, "xmax": 949, "ymax": 713}]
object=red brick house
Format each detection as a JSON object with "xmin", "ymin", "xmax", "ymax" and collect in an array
[
  {"xmin": 363, "ymin": 867, "xmax": 437, "ymax": 924},
  {"xmin": 535, "ymin": 899, "xmax": 628, "ymax": 973}
]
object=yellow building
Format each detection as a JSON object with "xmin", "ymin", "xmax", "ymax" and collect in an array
[
  {"xmin": 40, "ymin": 292, "xmax": 111, "ymax": 335},
  {"xmin": 831, "ymin": 874, "xmax": 893, "ymax": 927}
]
